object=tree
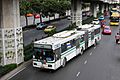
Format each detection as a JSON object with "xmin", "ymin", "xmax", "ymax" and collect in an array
[
  {"xmin": 31, "ymin": 0, "xmax": 44, "ymax": 23},
  {"xmin": 20, "ymin": 0, "xmax": 71, "ymax": 25},
  {"xmin": 57, "ymin": 0, "xmax": 71, "ymax": 16},
  {"xmin": 20, "ymin": 0, "xmax": 33, "ymax": 26},
  {"xmin": 43, "ymin": 0, "xmax": 59, "ymax": 18}
]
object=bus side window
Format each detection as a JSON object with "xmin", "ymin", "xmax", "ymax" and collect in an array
[
  {"xmin": 76, "ymin": 38, "xmax": 79, "ymax": 48},
  {"xmin": 80, "ymin": 35, "xmax": 84, "ymax": 43},
  {"xmin": 91, "ymin": 31, "xmax": 94, "ymax": 40},
  {"xmin": 88, "ymin": 32, "xmax": 91, "ymax": 39},
  {"xmin": 95, "ymin": 28, "xmax": 100, "ymax": 35},
  {"xmin": 70, "ymin": 39, "xmax": 76, "ymax": 47},
  {"xmin": 61, "ymin": 43, "xmax": 67, "ymax": 53},
  {"xmin": 66, "ymin": 41, "xmax": 72, "ymax": 49}
]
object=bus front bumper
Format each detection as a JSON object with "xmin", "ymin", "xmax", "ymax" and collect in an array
[{"xmin": 33, "ymin": 61, "xmax": 56, "ymax": 70}]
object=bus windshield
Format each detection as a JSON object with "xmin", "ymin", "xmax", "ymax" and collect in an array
[{"xmin": 34, "ymin": 48, "xmax": 55, "ymax": 61}]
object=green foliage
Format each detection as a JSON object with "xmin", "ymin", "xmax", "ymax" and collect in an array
[
  {"xmin": 20, "ymin": 0, "xmax": 34, "ymax": 26},
  {"xmin": 31, "ymin": 0, "xmax": 44, "ymax": 13},
  {"xmin": 56, "ymin": 0, "xmax": 71, "ymax": 16},
  {"xmin": 66, "ymin": 23, "xmax": 77, "ymax": 30},
  {"xmin": 0, "ymin": 52, "xmax": 2, "ymax": 64},
  {"xmin": 20, "ymin": 0, "xmax": 71, "ymax": 16},
  {"xmin": 20, "ymin": 0, "xmax": 33, "ymax": 15},
  {"xmin": 82, "ymin": 16, "xmax": 94, "ymax": 24},
  {"xmin": 24, "ymin": 43, "xmax": 34, "ymax": 61},
  {"xmin": 0, "ymin": 64, "xmax": 17, "ymax": 77}
]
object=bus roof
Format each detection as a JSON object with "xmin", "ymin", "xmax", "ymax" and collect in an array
[
  {"xmin": 80, "ymin": 24, "xmax": 100, "ymax": 31},
  {"xmin": 34, "ymin": 30, "xmax": 85, "ymax": 46}
]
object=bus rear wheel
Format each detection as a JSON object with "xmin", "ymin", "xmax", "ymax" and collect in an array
[
  {"xmin": 94, "ymin": 39, "xmax": 97, "ymax": 46},
  {"xmin": 80, "ymin": 49, "xmax": 84, "ymax": 55}
]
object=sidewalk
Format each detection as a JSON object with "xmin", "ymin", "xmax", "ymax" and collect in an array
[{"xmin": 0, "ymin": 60, "xmax": 32, "ymax": 80}]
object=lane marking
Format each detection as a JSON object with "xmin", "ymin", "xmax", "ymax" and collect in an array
[
  {"xmin": 94, "ymin": 47, "xmax": 96, "ymax": 49},
  {"xmin": 7, "ymin": 67, "xmax": 26, "ymax": 80},
  {"xmin": 90, "ymin": 52, "xmax": 92, "ymax": 55},
  {"xmin": 84, "ymin": 60, "xmax": 87, "ymax": 64},
  {"xmin": 76, "ymin": 72, "xmax": 81, "ymax": 77}
]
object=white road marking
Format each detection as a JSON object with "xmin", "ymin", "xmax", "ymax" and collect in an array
[
  {"xmin": 76, "ymin": 72, "xmax": 81, "ymax": 77},
  {"xmin": 90, "ymin": 52, "xmax": 92, "ymax": 55},
  {"xmin": 84, "ymin": 60, "xmax": 87, "ymax": 64},
  {"xmin": 7, "ymin": 67, "xmax": 26, "ymax": 80}
]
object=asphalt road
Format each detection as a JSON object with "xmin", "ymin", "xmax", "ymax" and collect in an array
[
  {"xmin": 23, "ymin": 18, "xmax": 71, "ymax": 46},
  {"xmin": 10, "ymin": 17, "xmax": 120, "ymax": 80},
  {"xmin": 23, "ymin": 17, "xmax": 88, "ymax": 46}
]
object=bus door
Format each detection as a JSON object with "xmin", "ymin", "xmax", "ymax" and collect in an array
[
  {"xmin": 54, "ymin": 48, "xmax": 61, "ymax": 69},
  {"xmin": 91, "ymin": 31, "xmax": 94, "ymax": 45},
  {"xmin": 75, "ymin": 38, "xmax": 80, "ymax": 55},
  {"xmin": 84, "ymin": 31, "xmax": 89, "ymax": 49},
  {"xmin": 89, "ymin": 31, "xmax": 94, "ymax": 46},
  {"xmin": 88, "ymin": 32, "xmax": 91, "ymax": 47}
]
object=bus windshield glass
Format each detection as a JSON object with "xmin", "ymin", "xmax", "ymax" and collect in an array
[{"xmin": 34, "ymin": 48, "xmax": 55, "ymax": 61}]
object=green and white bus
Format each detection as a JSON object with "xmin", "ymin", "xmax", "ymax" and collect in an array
[{"xmin": 33, "ymin": 24, "xmax": 101, "ymax": 70}]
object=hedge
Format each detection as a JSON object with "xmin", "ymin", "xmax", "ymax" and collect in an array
[
  {"xmin": 0, "ymin": 43, "xmax": 34, "ymax": 77},
  {"xmin": 0, "ymin": 64, "xmax": 17, "ymax": 77},
  {"xmin": 82, "ymin": 16, "xmax": 94, "ymax": 24},
  {"xmin": 24, "ymin": 43, "xmax": 34, "ymax": 61}
]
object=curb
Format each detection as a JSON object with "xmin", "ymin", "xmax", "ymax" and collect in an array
[{"xmin": 0, "ymin": 60, "xmax": 32, "ymax": 80}]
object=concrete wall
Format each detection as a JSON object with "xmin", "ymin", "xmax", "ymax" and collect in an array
[
  {"xmin": 0, "ymin": 0, "xmax": 24, "ymax": 65},
  {"xmin": 1, "ymin": 0, "xmax": 20, "ymax": 28}
]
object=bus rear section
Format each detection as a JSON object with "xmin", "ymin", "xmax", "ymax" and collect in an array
[{"xmin": 79, "ymin": 24, "xmax": 101, "ymax": 48}]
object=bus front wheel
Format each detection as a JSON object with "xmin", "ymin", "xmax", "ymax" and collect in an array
[{"xmin": 62, "ymin": 58, "xmax": 66, "ymax": 67}]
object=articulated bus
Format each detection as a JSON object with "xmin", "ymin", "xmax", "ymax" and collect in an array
[{"xmin": 33, "ymin": 24, "xmax": 101, "ymax": 70}]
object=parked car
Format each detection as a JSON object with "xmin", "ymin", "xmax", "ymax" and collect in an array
[
  {"xmin": 44, "ymin": 25, "xmax": 56, "ymax": 34},
  {"xmin": 36, "ymin": 23, "xmax": 47, "ymax": 30},
  {"xmin": 102, "ymin": 26, "xmax": 111, "ymax": 35},
  {"xmin": 92, "ymin": 19, "xmax": 99, "ymax": 24},
  {"xmin": 99, "ymin": 16, "xmax": 104, "ymax": 21}
]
